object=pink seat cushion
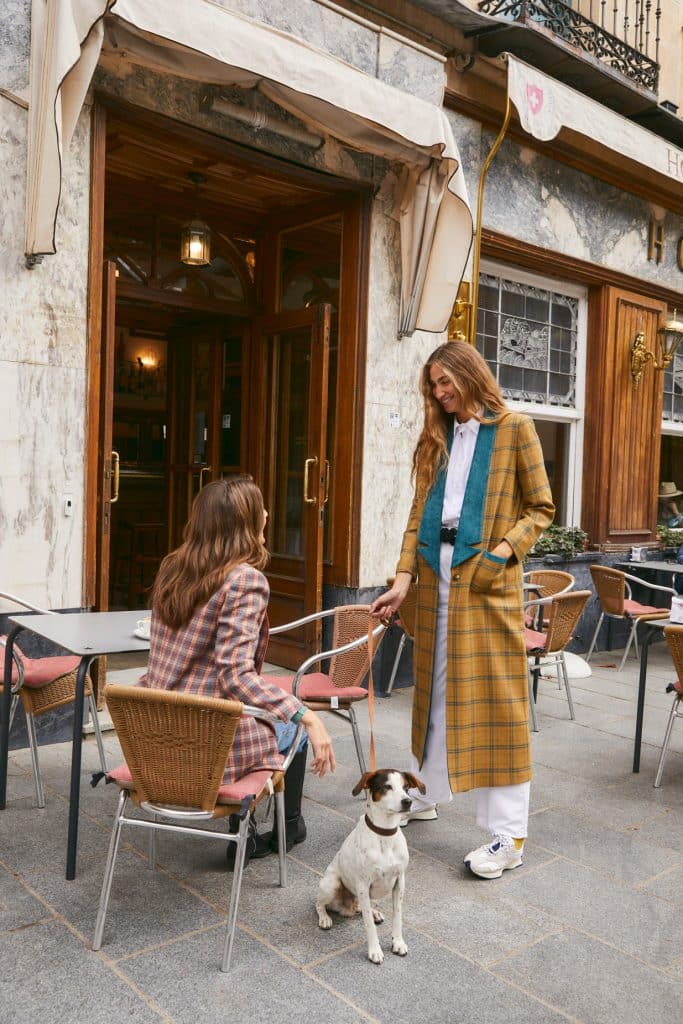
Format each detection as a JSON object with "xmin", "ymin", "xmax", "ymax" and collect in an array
[
  {"xmin": 262, "ymin": 672, "xmax": 367, "ymax": 701},
  {"xmin": 623, "ymin": 600, "xmax": 667, "ymax": 616},
  {"xmin": 107, "ymin": 763, "xmax": 274, "ymax": 805},
  {"xmin": 525, "ymin": 628, "xmax": 547, "ymax": 654},
  {"xmin": 672, "ymin": 680, "xmax": 683, "ymax": 695},
  {"xmin": 0, "ymin": 637, "xmax": 80, "ymax": 688}
]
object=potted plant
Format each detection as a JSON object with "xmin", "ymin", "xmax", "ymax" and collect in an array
[{"xmin": 529, "ymin": 525, "xmax": 589, "ymax": 561}]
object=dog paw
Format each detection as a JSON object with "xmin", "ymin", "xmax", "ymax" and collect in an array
[
  {"xmin": 391, "ymin": 939, "xmax": 408, "ymax": 956},
  {"xmin": 317, "ymin": 912, "xmax": 333, "ymax": 930},
  {"xmin": 372, "ymin": 908, "xmax": 385, "ymax": 924},
  {"xmin": 367, "ymin": 946, "xmax": 384, "ymax": 965}
]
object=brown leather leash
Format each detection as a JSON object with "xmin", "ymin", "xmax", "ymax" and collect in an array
[{"xmin": 366, "ymin": 615, "xmax": 386, "ymax": 774}]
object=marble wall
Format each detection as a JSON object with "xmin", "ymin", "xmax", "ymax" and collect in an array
[{"xmin": 0, "ymin": 2, "xmax": 91, "ymax": 611}]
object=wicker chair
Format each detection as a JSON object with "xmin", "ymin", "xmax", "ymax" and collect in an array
[
  {"xmin": 525, "ymin": 589, "xmax": 591, "ymax": 732},
  {"xmin": 93, "ymin": 683, "xmax": 296, "ymax": 972},
  {"xmin": 0, "ymin": 591, "xmax": 107, "ymax": 807},
  {"xmin": 654, "ymin": 625, "xmax": 683, "ymax": 788},
  {"xmin": 586, "ymin": 565, "xmax": 674, "ymax": 671},
  {"xmin": 383, "ymin": 578, "xmax": 417, "ymax": 698},
  {"xmin": 523, "ymin": 569, "xmax": 575, "ymax": 600},
  {"xmin": 265, "ymin": 605, "xmax": 386, "ymax": 773}
]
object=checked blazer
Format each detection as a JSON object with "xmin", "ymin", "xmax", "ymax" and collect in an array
[
  {"xmin": 396, "ymin": 411, "xmax": 554, "ymax": 792},
  {"xmin": 141, "ymin": 564, "xmax": 303, "ymax": 783}
]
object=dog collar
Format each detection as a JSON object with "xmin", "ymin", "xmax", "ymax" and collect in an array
[{"xmin": 364, "ymin": 815, "xmax": 398, "ymax": 837}]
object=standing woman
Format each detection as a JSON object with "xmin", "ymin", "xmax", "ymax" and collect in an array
[
  {"xmin": 371, "ymin": 341, "xmax": 554, "ymax": 878},
  {"xmin": 142, "ymin": 476, "xmax": 335, "ymax": 865}
]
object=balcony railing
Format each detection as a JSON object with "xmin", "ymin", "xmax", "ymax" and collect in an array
[{"xmin": 478, "ymin": 1, "xmax": 660, "ymax": 92}]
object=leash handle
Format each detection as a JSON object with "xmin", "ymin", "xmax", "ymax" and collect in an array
[{"xmin": 367, "ymin": 617, "xmax": 377, "ymax": 773}]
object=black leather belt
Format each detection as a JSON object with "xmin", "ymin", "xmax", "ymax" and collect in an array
[{"xmin": 440, "ymin": 526, "xmax": 457, "ymax": 545}]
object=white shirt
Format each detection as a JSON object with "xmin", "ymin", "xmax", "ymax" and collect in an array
[{"xmin": 441, "ymin": 417, "xmax": 480, "ymax": 527}]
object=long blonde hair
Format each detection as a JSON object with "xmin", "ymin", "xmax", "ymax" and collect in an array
[
  {"xmin": 152, "ymin": 476, "xmax": 268, "ymax": 629},
  {"xmin": 412, "ymin": 341, "xmax": 507, "ymax": 491}
]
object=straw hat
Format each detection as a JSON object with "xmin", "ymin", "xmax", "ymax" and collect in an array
[{"xmin": 659, "ymin": 481, "xmax": 683, "ymax": 499}]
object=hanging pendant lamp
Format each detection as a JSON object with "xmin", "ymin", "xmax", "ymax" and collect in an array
[{"xmin": 180, "ymin": 171, "xmax": 211, "ymax": 266}]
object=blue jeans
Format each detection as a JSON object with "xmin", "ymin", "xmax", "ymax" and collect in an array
[{"xmin": 275, "ymin": 720, "xmax": 307, "ymax": 755}]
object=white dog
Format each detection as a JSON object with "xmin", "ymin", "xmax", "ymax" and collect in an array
[{"xmin": 315, "ymin": 769, "xmax": 425, "ymax": 964}]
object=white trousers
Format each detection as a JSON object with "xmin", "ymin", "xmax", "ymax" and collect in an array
[{"xmin": 409, "ymin": 542, "xmax": 530, "ymax": 838}]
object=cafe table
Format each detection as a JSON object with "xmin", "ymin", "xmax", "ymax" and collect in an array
[
  {"xmin": 0, "ymin": 610, "xmax": 149, "ymax": 879},
  {"xmin": 631, "ymin": 616, "xmax": 675, "ymax": 774}
]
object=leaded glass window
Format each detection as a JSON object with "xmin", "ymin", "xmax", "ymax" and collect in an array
[
  {"xmin": 476, "ymin": 273, "xmax": 578, "ymax": 407},
  {"xmin": 662, "ymin": 353, "xmax": 683, "ymax": 423}
]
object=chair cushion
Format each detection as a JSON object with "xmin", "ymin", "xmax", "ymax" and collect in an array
[
  {"xmin": 623, "ymin": 600, "xmax": 667, "ymax": 617},
  {"xmin": 524, "ymin": 628, "xmax": 547, "ymax": 654},
  {"xmin": 262, "ymin": 673, "xmax": 367, "ymax": 701},
  {"xmin": 107, "ymin": 763, "xmax": 274, "ymax": 805},
  {"xmin": 0, "ymin": 636, "xmax": 80, "ymax": 687},
  {"xmin": 671, "ymin": 680, "xmax": 683, "ymax": 695}
]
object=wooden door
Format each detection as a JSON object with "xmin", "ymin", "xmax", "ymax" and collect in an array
[
  {"xmin": 582, "ymin": 286, "xmax": 668, "ymax": 547},
  {"xmin": 250, "ymin": 305, "xmax": 331, "ymax": 667},
  {"xmin": 95, "ymin": 261, "xmax": 118, "ymax": 610},
  {"xmin": 167, "ymin": 328, "xmax": 222, "ymax": 549}
]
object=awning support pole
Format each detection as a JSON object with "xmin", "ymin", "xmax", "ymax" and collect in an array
[{"xmin": 468, "ymin": 93, "xmax": 511, "ymax": 345}]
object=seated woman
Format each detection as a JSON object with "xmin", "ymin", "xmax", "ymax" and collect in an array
[{"xmin": 141, "ymin": 475, "xmax": 335, "ymax": 867}]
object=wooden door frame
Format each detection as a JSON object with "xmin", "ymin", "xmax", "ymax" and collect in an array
[{"xmin": 85, "ymin": 98, "xmax": 371, "ymax": 606}]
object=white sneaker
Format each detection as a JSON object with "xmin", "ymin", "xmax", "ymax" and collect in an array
[
  {"xmin": 399, "ymin": 805, "xmax": 438, "ymax": 827},
  {"xmin": 463, "ymin": 834, "xmax": 523, "ymax": 878}
]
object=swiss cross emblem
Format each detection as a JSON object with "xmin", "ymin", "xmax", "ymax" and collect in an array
[{"xmin": 526, "ymin": 84, "xmax": 544, "ymax": 115}]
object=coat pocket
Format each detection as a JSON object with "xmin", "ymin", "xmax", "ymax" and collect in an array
[{"xmin": 470, "ymin": 550, "xmax": 508, "ymax": 594}]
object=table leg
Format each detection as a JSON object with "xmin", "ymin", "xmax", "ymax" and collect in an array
[
  {"xmin": 633, "ymin": 626, "xmax": 654, "ymax": 774},
  {"xmin": 1, "ymin": 625, "xmax": 24, "ymax": 810},
  {"xmin": 66, "ymin": 655, "xmax": 94, "ymax": 880}
]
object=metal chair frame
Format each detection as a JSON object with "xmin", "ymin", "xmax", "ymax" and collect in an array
[
  {"xmin": 92, "ymin": 684, "xmax": 300, "ymax": 971},
  {"xmin": 654, "ymin": 625, "xmax": 683, "ymax": 788},
  {"xmin": 585, "ymin": 567, "xmax": 674, "ymax": 671},
  {"xmin": 269, "ymin": 606, "xmax": 386, "ymax": 773},
  {"xmin": 0, "ymin": 590, "xmax": 107, "ymax": 807},
  {"xmin": 383, "ymin": 580, "xmax": 417, "ymax": 698},
  {"xmin": 525, "ymin": 590, "xmax": 591, "ymax": 732}
]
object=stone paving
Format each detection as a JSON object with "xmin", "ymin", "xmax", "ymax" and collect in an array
[{"xmin": 1, "ymin": 644, "xmax": 682, "ymax": 1024}]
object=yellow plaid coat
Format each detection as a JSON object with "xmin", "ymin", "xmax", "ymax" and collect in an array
[{"xmin": 396, "ymin": 411, "xmax": 554, "ymax": 793}]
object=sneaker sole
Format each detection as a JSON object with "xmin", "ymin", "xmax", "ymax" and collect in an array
[{"xmin": 467, "ymin": 858, "xmax": 523, "ymax": 879}]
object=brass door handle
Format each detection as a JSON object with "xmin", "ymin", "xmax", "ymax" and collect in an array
[
  {"xmin": 111, "ymin": 451, "xmax": 120, "ymax": 504},
  {"xmin": 303, "ymin": 457, "xmax": 317, "ymax": 505},
  {"xmin": 199, "ymin": 466, "xmax": 212, "ymax": 490},
  {"xmin": 323, "ymin": 459, "xmax": 330, "ymax": 505}
]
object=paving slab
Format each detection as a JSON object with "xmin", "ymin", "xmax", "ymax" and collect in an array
[{"xmin": 493, "ymin": 928, "xmax": 682, "ymax": 1024}]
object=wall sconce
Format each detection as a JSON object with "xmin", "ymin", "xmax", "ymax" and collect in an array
[
  {"xmin": 180, "ymin": 172, "xmax": 211, "ymax": 266},
  {"xmin": 630, "ymin": 310, "xmax": 683, "ymax": 389},
  {"xmin": 447, "ymin": 281, "xmax": 472, "ymax": 341}
]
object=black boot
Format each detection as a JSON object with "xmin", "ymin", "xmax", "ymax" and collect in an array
[
  {"xmin": 225, "ymin": 813, "xmax": 260, "ymax": 871},
  {"xmin": 269, "ymin": 745, "xmax": 308, "ymax": 853}
]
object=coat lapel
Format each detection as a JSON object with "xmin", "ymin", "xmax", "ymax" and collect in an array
[
  {"xmin": 451, "ymin": 419, "xmax": 496, "ymax": 567},
  {"xmin": 417, "ymin": 424, "xmax": 453, "ymax": 574}
]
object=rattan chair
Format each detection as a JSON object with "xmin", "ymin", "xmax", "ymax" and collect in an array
[
  {"xmin": 523, "ymin": 569, "xmax": 575, "ymax": 601},
  {"xmin": 654, "ymin": 625, "xmax": 683, "ymax": 787},
  {"xmin": 265, "ymin": 605, "xmax": 386, "ymax": 773},
  {"xmin": 383, "ymin": 578, "xmax": 417, "ymax": 698},
  {"xmin": 525, "ymin": 589, "xmax": 591, "ymax": 732},
  {"xmin": 93, "ymin": 683, "xmax": 295, "ymax": 972},
  {"xmin": 0, "ymin": 591, "xmax": 107, "ymax": 807},
  {"xmin": 586, "ymin": 565, "xmax": 674, "ymax": 671}
]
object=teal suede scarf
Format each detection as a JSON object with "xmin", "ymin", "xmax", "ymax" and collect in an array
[{"xmin": 417, "ymin": 416, "xmax": 497, "ymax": 573}]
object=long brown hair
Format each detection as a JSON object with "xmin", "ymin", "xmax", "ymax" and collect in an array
[
  {"xmin": 152, "ymin": 476, "xmax": 268, "ymax": 629},
  {"xmin": 412, "ymin": 341, "xmax": 507, "ymax": 491}
]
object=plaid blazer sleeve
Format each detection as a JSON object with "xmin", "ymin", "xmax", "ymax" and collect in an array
[
  {"xmin": 504, "ymin": 415, "xmax": 555, "ymax": 561},
  {"xmin": 216, "ymin": 566, "xmax": 302, "ymax": 722}
]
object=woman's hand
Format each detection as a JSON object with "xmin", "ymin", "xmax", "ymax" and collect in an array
[
  {"xmin": 301, "ymin": 709, "xmax": 336, "ymax": 777},
  {"xmin": 490, "ymin": 540, "xmax": 513, "ymax": 561},
  {"xmin": 369, "ymin": 571, "xmax": 412, "ymax": 623}
]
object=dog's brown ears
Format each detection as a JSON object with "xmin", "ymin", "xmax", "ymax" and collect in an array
[
  {"xmin": 352, "ymin": 772, "xmax": 382, "ymax": 796},
  {"xmin": 403, "ymin": 772, "xmax": 426, "ymax": 794}
]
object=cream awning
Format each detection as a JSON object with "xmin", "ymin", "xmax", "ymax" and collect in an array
[
  {"xmin": 507, "ymin": 55, "xmax": 683, "ymax": 203},
  {"xmin": 26, "ymin": 0, "xmax": 474, "ymax": 335}
]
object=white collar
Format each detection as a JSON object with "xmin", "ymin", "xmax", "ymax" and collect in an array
[{"xmin": 455, "ymin": 416, "xmax": 480, "ymax": 436}]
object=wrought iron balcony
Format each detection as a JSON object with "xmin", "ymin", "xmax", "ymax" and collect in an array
[{"xmin": 478, "ymin": 1, "xmax": 660, "ymax": 92}]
